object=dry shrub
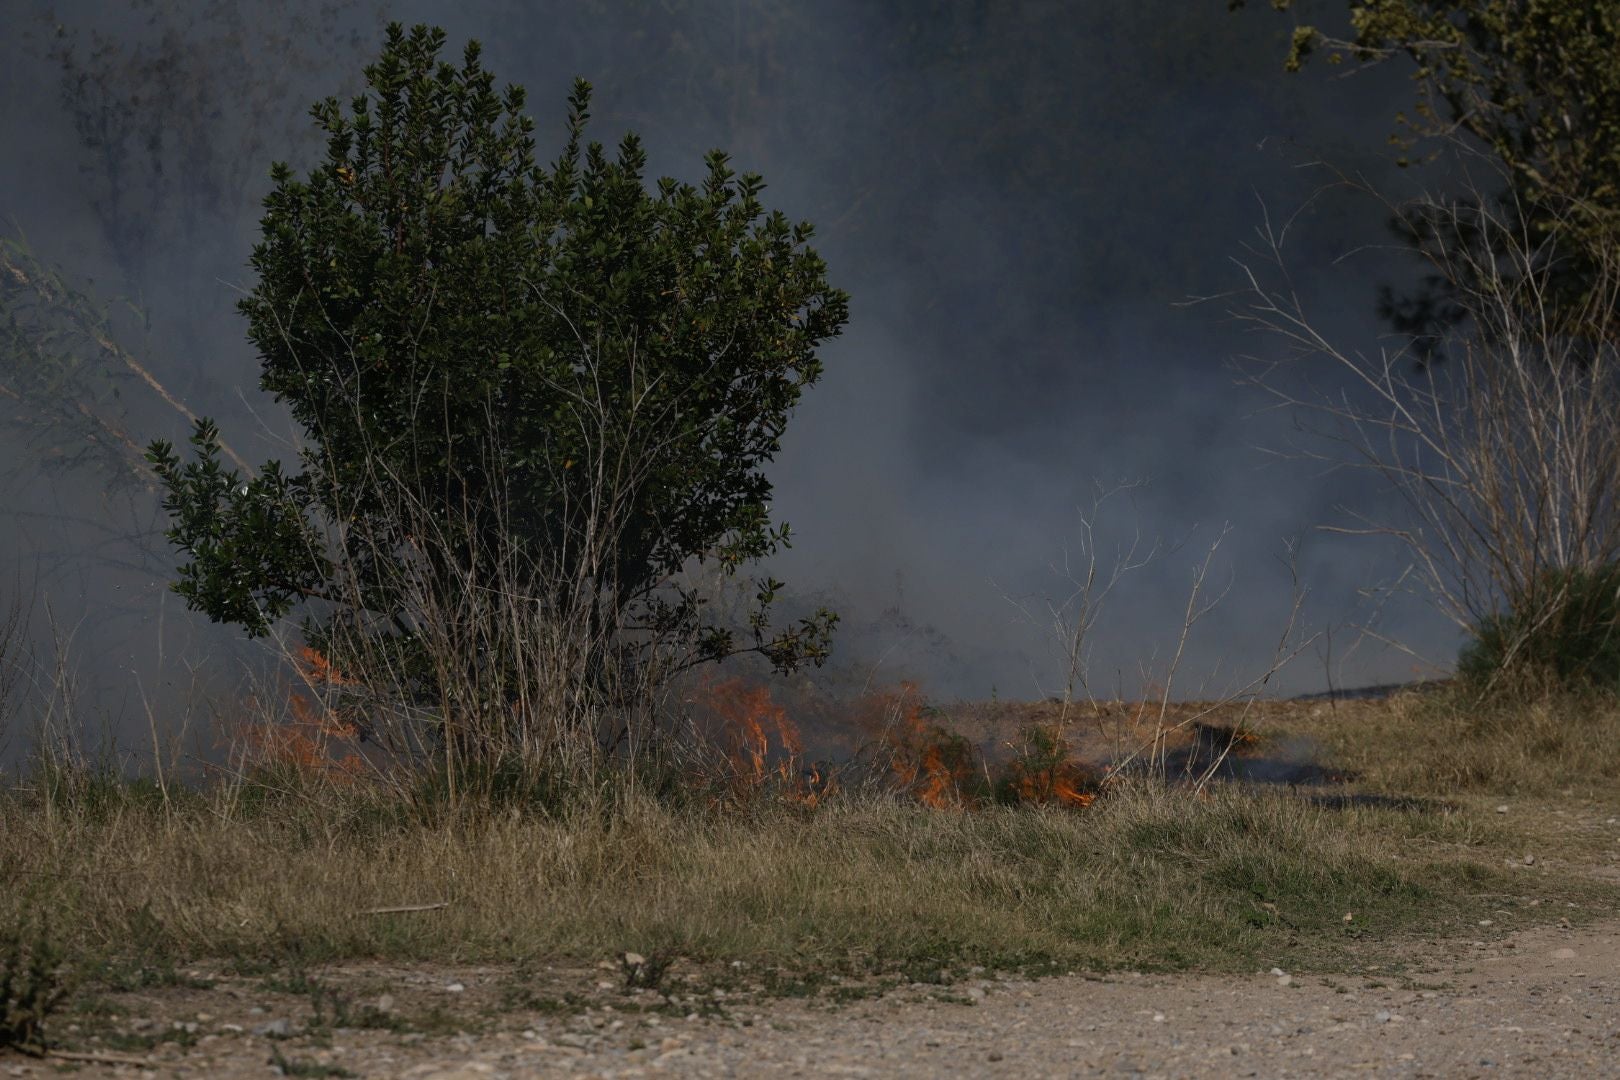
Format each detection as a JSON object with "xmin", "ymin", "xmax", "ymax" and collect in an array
[{"xmin": 1233, "ymin": 172, "xmax": 1620, "ymax": 695}]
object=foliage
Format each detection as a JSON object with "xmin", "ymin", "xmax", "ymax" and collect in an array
[
  {"xmin": 147, "ymin": 25, "xmax": 847, "ymax": 760},
  {"xmin": 1236, "ymin": 1, "xmax": 1620, "ymax": 353},
  {"xmin": 1460, "ymin": 562, "xmax": 1620, "ymax": 690}
]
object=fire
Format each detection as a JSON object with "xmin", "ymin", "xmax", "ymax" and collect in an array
[
  {"xmin": 232, "ymin": 645, "xmax": 366, "ymax": 783},
  {"xmin": 695, "ymin": 676, "xmax": 828, "ymax": 805},
  {"xmin": 692, "ymin": 677, "xmax": 1105, "ymax": 812},
  {"xmin": 861, "ymin": 682, "xmax": 983, "ymax": 809},
  {"xmin": 1000, "ymin": 724, "xmax": 1100, "ymax": 808},
  {"xmin": 297, "ymin": 644, "xmax": 356, "ymax": 686}
]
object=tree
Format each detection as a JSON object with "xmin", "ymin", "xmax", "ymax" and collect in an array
[
  {"xmin": 147, "ymin": 24, "xmax": 848, "ymax": 770},
  {"xmin": 1235, "ymin": 1, "xmax": 1620, "ymax": 356}
]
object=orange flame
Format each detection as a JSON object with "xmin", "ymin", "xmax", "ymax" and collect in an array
[
  {"xmin": 297, "ymin": 644, "xmax": 356, "ymax": 686},
  {"xmin": 686, "ymin": 677, "xmax": 1105, "ymax": 813},
  {"xmin": 695, "ymin": 677, "xmax": 829, "ymax": 805},
  {"xmin": 232, "ymin": 646, "xmax": 366, "ymax": 782},
  {"xmin": 1002, "ymin": 724, "xmax": 1099, "ymax": 808},
  {"xmin": 861, "ymin": 682, "xmax": 982, "ymax": 808}
]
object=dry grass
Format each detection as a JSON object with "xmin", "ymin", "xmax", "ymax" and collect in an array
[
  {"xmin": 3, "ymin": 686, "xmax": 1617, "ymax": 1022},
  {"xmin": 0, "ymin": 767, "xmax": 1594, "ymax": 990},
  {"xmin": 1284, "ymin": 684, "xmax": 1620, "ymax": 799}
]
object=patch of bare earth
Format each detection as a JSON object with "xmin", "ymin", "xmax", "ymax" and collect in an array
[{"xmin": 2, "ymin": 918, "xmax": 1614, "ymax": 1078}]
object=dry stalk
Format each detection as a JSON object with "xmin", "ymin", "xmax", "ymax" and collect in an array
[
  {"xmin": 1007, "ymin": 488, "xmax": 1313, "ymax": 787},
  {"xmin": 1221, "ymin": 165, "xmax": 1620, "ymax": 683}
]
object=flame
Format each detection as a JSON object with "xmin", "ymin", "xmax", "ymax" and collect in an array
[
  {"xmin": 1002, "ymin": 724, "xmax": 1099, "ymax": 808},
  {"xmin": 861, "ymin": 682, "xmax": 982, "ymax": 808},
  {"xmin": 232, "ymin": 646, "xmax": 366, "ymax": 782},
  {"xmin": 694, "ymin": 676, "xmax": 829, "ymax": 805},
  {"xmin": 1009, "ymin": 759, "xmax": 1098, "ymax": 808},
  {"xmin": 296, "ymin": 644, "xmax": 356, "ymax": 686}
]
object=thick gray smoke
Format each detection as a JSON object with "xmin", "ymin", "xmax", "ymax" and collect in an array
[{"xmin": 0, "ymin": 1, "xmax": 1458, "ymax": 763}]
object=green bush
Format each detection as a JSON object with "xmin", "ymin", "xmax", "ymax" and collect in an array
[
  {"xmin": 146, "ymin": 24, "xmax": 848, "ymax": 774},
  {"xmin": 1460, "ymin": 563, "xmax": 1620, "ymax": 689}
]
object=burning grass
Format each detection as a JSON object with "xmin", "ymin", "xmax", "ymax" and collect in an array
[{"xmin": 690, "ymin": 677, "xmax": 1106, "ymax": 811}]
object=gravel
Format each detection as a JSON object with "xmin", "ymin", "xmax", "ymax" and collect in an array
[{"xmin": 5, "ymin": 921, "xmax": 1616, "ymax": 1078}]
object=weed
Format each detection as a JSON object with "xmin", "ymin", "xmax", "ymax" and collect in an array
[
  {"xmin": 1, "ymin": 921, "xmax": 67, "ymax": 1055},
  {"xmin": 620, "ymin": 949, "xmax": 676, "ymax": 992},
  {"xmin": 759, "ymin": 970, "xmax": 827, "ymax": 999},
  {"xmin": 500, "ymin": 985, "xmax": 589, "ymax": 1015},
  {"xmin": 828, "ymin": 980, "xmax": 893, "ymax": 1004},
  {"xmin": 261, "ymin": 965, "xmax": 322, "ymax": 998},
  {"xmin": 927, "ymin": 989, "xmax": 978, "ymax": 1005},
  {"xmin": 88, "ymin": 904, "xmax": 214, "ymax": 992},
  {"xmin": 95, "ymin": 1019, "xmax": 201, "ymax": 1053}
]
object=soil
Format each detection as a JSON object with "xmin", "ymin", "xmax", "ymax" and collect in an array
[{"xmin": 4, "ymin": 915, "xmax": 1617, "ymax": 1079}]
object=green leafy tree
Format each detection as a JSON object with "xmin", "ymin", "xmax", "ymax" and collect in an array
[
  {"xmin": 1235, "ymin": 1, "xmax": 1620, "ymax": 355},
  {"xmin": 147, "ymin": 24, "xmax": 847, "ymax": 758}
]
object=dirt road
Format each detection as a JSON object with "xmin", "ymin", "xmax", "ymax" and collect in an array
[{"xmin": 6, "ymin": 917, "xmax": 1617, "ymax": 1079}]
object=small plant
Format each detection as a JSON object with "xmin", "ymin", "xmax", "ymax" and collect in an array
[
  {"xmin": 996, "ymin": 724, "xmax": 1099, "ymax": 808},
  {"xmin": 1, "ymin": 922, "xmax": 68, "ymax": 1055},
  {"xmin": 261, "ymin": 962, "xmax": 322, "ymax": 998},
  {"xmin": 620, "ymin": 950, "xmax": 676, "ymax": 993}
]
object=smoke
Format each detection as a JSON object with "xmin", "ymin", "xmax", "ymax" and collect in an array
[{"xmin": 0, "ymin": 0, "xmax": 1461, "ymax": 761}]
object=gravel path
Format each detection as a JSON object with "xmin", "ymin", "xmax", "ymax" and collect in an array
[{"xmin": 6, "ymin": 918, "xmax": 1617, "ymax": 1079}]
